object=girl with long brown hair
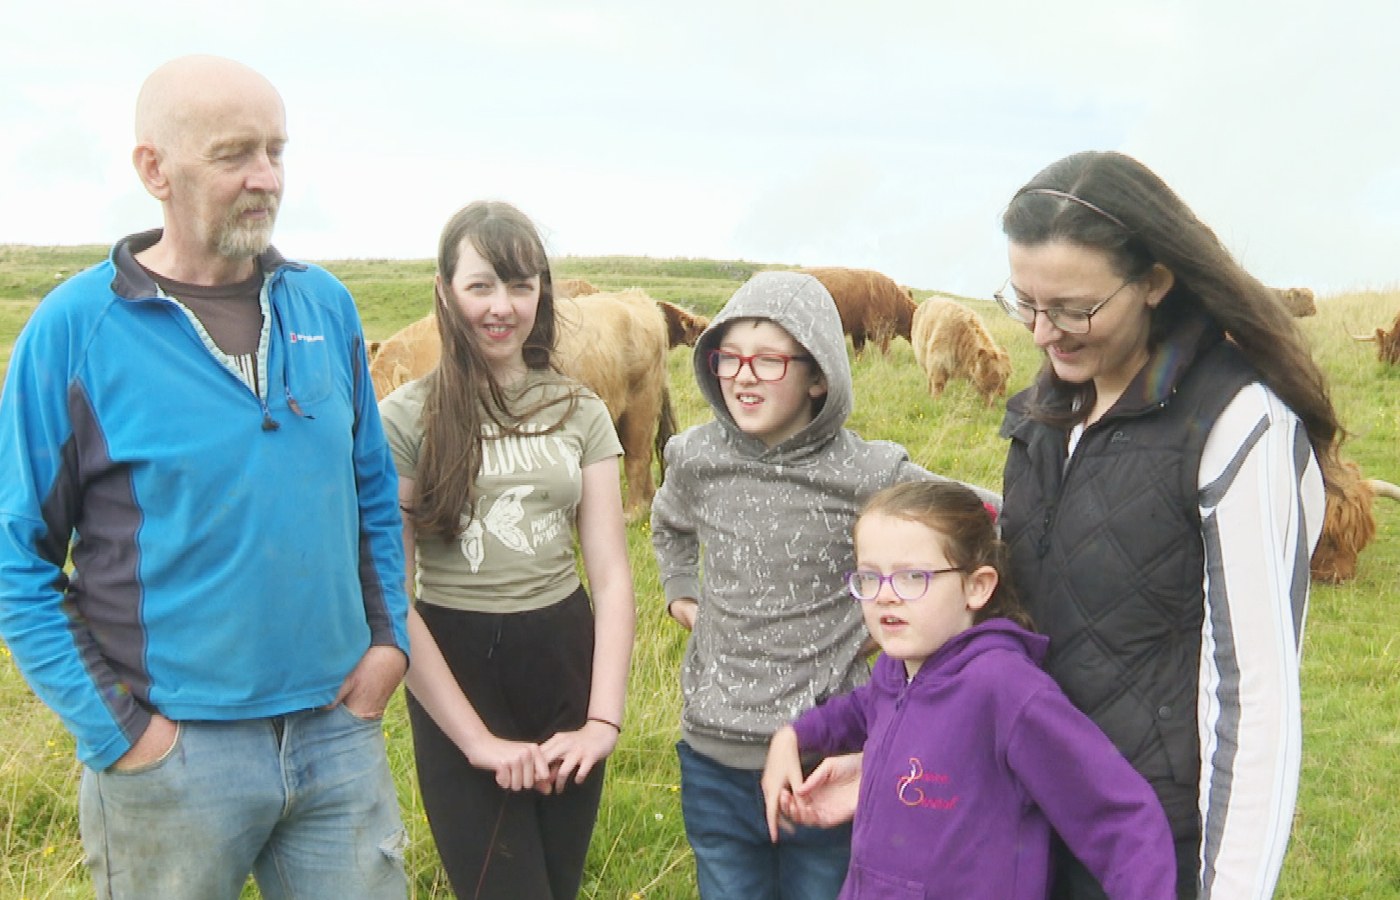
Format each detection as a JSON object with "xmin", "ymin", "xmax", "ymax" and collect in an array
[{"xmin": 378, "ymin": 200, "xmax": 634, "ymax": 899}]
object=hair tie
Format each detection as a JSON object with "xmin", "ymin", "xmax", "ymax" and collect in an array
[
  {"xmin": 587, "ymin": 716, "xmax": 622, "ymax": 734},
  {"xmin": 983, "ymin": 501, "xmax": 999, "ymax": 523}
]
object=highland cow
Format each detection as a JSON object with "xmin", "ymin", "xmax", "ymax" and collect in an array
[
  {"xmin": 910, "ymin": 296, "xmax": 1012, "ymax": 405},
  {"xmin": 555, "ymin": 277, "xmax": 599, "ymax": 298},
  {"xmin": 798, "ymin": 266, "xmax": 916, "ymax": 355},
  {"xmin": 1272, "ymin": 286, "xmax": 1317, "ymax": 317},
  {"xmin": 1311, "ymin": 460, "xmax": 1400, "ymax": 583},
  {"xmin": 1352, "ymin": 308, "xmax": 1400, "ymax": 365}
]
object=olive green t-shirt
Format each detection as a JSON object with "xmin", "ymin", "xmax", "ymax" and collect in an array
[{"xmin": 379, "ymin": 371, "xmax": 623, "ymax": 613}]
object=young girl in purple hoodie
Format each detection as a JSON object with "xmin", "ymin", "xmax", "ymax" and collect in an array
[{"xmin": 761, "ymin": 480, "xmax": 1176, "ymax": 899}]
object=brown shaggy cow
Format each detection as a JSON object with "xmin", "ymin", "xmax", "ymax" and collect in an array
[
  {"xmin": 909, "ymin": 297, "xmax": 1011, "ymax": 406},
  {"xmin": 367, "ymin": 314, "xmax": 439, "ymax": 401},
  {"xmin": 1352, "ymin": 308, "xmax": 1400, "ymax": 365},
  {"xmin": 1312, "ymin": 461, "xmax": 1400, "ymax": 583},
  {"xmin": 553, "ymin": 290, "xmax": 675, "ymax": 517},
  {"xmin": 658, "ymin": 300, "xmax": 709, "ymax": 347},
  {"xmin": 556, "ymin": 277, "xmax": 599, "ymax": 298},
  {"xmin": 798, "ymin": 267, "xmax": 916, "ymax": 354},
  {"xmin": 367, "ymin": 289, "xmax": 695, "ymax": 516},
  {"xmin": 570, "ymin": 293, "xmax": 707, "ymax": 346},
  {"xmin": 1272, "ymin": 286, "xmax": 1317, "ymax": 317}
]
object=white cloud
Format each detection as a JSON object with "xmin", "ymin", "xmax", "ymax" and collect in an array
[{"xmin": 1, "ymin": 0, "xmax": 1396, "ymax": 295}]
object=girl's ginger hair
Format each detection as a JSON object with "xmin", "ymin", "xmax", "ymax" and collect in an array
[
  {"xmin": 412, "ymin": 200, "xmax": 578, "ymax": 540},
  {"xmin": 858, "ymin": 481, "xmax": 1034, "ymax": 631}
]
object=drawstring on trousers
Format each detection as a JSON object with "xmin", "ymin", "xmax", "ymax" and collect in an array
[{"xmin": 485, "ymin": 618, "xmax": 504, "ymax": 659}]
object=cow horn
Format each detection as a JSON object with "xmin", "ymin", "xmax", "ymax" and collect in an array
[
  {"xmin": 1352, "ymin": 333, "xmax": 1377, "ymax": 342},
  {"xmin": 1369, "ymin": 479, "xmax": 1400, "ymax": 502}
]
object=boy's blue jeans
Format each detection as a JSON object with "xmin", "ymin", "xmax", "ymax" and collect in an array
[
  {"xmin": 678, "ymin": 740, "xmax": 851, "ymax": 900},
  {"xmin": 79, "ymin": 705, "xmax": 407, "ymax": 899}
]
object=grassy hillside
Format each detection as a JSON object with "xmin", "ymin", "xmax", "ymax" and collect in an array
[{"xmin": 1, "ymin": 245, "xmax": 1398, "ymax": 898}]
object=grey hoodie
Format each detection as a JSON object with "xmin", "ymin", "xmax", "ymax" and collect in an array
[{"xmin": 651, "ymin": 270, "xmax": 989, "ymax": 769}]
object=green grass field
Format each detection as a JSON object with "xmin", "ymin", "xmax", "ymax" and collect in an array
[{"xmin": 1, "ymin": 245, "xmax": 1397, "ymax": 898}]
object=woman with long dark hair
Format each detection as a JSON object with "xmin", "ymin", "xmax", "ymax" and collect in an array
[{"xmin": 996, "ymin": 151, "xmax": 1338, "ymax": 898}]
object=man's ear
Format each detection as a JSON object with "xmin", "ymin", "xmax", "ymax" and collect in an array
[{"xmin": 133, "ymin": 143, "xmax": 171, "ymax": 201}]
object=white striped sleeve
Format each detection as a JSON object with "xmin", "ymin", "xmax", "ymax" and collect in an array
[{"xmin": 1196, "ymin": 383, "xmax": 1324, "ymax": 899}]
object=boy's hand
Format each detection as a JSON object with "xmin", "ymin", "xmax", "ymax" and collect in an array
[
  {"xmin": 667, "ymin": 597, "xmax": 698, "ymax": 631},
  {"xmin": 760, "ymin": 725, "xmax": 803, "ymax": 842}
]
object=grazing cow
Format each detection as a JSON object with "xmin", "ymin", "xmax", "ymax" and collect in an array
[
  {"xmin": 1311, "ymin": 460, "xmax": 1400, "ymax": 583},
  {"xmin": 1352, "ymin": 308, "xmax": 1400, "ymax": 365},
  {"xmin": 909, "ymin": 297, "xmax": 1011, "ymax": 405},
  {"xmin": 556, "ymin": 277, "xmax": 599, "ymax": 298},
  {"xmin": 367, "ymin": 289, "xmax": 687, "ymax": 516},
  {"xmin": 658, "ymin": 300, "xmax": 709, "ymax": 347},
  {"xmin": 1272, "ymin": 286, "xmax": 1317, "ymax": 317},
  {"xmin": 798, "ymin": 266, "xmax": 916, "ymax": 354}
]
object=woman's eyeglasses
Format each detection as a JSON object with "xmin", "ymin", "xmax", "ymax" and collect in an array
[
  {"xmin": 708, "ymin": 350, "xmax": 811, "ymax": 382},
  {"xmin": 993, "ymin": 277, "xmax": 1137, "ymax": 335},
  {"xmin": 845, "ymin": 567, "xmax": 965, "ymax": 602}
]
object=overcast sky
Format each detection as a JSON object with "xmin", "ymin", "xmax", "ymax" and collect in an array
[{"xmin": 3, "ymin": 1, "xmax": 1397, "ymax": 297}]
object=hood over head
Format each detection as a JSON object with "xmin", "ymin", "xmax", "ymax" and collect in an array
[{"xmin": 692, "ymin": 271, "xmax": 852, "ymax": 454}]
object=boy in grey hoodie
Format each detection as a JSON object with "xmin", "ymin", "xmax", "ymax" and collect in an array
[{"xmin": 651, "ymin": 270, "xmax": 998, "ymax": 899}]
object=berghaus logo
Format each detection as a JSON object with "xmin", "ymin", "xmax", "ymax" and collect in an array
[{"xmin": 288, "ymin": 332, "xmax": 325, "ymax": 343}]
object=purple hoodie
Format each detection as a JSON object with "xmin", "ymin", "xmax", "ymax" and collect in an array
[{"xmin": 792, "ymin": 619, "xmax": 1176, "ymax": 899}]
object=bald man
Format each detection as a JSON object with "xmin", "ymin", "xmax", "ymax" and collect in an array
[{"xmin": 0, "ymin": 56, "xmax": 410, "ymax": 898}]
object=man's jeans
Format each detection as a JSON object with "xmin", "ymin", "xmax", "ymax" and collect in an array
[
  {"xmin": 80, "ymin": 705, "xmax": 407, "ymax": 900},
  {"xmin": 678, "ymin": 740, "xmax": 851, "ymax": 900}
]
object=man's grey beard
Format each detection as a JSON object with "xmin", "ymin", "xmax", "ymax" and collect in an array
[{"xmin": 217, "ymin": 196, "xmax": 279, "ymax": 259}]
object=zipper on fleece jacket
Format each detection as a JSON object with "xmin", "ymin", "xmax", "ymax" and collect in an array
[
  {"xmin": 109, "ymin": 233, "xmax": 317, "ymax": 434},
  {"xmin": 264, "ymin": 289, "xmax": 315, "ymax": 431},
  {"xmin": 129, "ymin": 288, "xmax": 287, "ymax": 431},
  {"xmin": 856, "ymin": 672, "xmax": 917, "ymax": 820},
  {"xmin": 141, "ymin": 273, "xmax": 318, "ymax": 433}
]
